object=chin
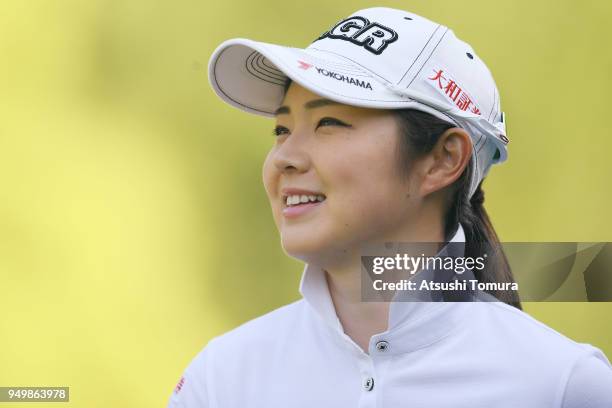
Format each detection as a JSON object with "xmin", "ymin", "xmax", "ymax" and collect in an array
[
  {"xmin": 280, "ymin": 234, "xmax": 325, "ymax": 262},
  {"xmin": 279, "ymin": 226, "xmax": 336, "ymax": 261},
  {"xmin": 280, "ymin": 227, "xmax": 358, "ymax": 267}
]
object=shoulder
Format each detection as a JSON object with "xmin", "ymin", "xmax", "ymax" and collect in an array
[
  {"xmin": 468, "ymin": 298, "xmax": 601, "ymax": 358},
  {"xmin": 562, "ymin": 352, "xmax": 612, "ymax": 407},
  {"xmin": 166, "ymin": 299, "xmax": 308, "ymax": 407},
  {"xmin": 465, "ymin": 299, "xmax": 612, "ymax": 405},
  {"xmin": 208, "ymin": 298, "xmax": 307, "ymax": 350},
  {"xmin": 192, "ymin": 298, "xmax": 309, "ymax": 369}
]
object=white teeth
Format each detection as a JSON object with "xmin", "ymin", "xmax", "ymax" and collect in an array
[{"xmin": 285, "ymin": 194, "xmax": 326, "ymax": 206}]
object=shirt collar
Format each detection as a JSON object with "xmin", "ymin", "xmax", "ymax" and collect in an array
[{"xmin": 298, "ymin": 223, "xmax": 470, "ymax": 354}]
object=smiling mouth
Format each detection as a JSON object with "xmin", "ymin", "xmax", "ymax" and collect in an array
[{"xmin": 283, "ymin": 193, "xmax": 327, "ymax": 207}]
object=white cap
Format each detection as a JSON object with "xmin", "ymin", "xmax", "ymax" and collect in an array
[{"xmin": 208, "ymin": 7, "xmax": 509, "ymax": 198}]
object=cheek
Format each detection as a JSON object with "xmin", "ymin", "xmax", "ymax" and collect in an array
[
  {"xmin": 262, "ymin": 151, "xmax": 281, "ymax": 221},
  {"xmin": 324, "ymin": 142, "xmax": 407, "ymax": 230},
  {"xmin": 262, "ymin": 151, "xmax": 275, "ymax": 195}
]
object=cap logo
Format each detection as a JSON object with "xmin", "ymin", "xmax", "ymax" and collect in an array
[
  {"xmin": 428, "ymin": 68, "xmax": 481, "ymax": 115},
  {"xmin": 297, "ymin": 60, "xmax": 313, "ymax": 70},
  {"xmin": 314, "ymin": 66, "xmax": 373, "ymax": 90},
  {"xmin": 314, "ymin": 16, "xmax": 398, "ymax": 55},
  {"xmin": 295, "ymin": 60, "xmax": 373, "ymax": 90}
]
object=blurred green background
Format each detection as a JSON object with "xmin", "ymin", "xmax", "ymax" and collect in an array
[{"xmin": 0, "ymin": 0, "xmax": 611, "ymax": 406}]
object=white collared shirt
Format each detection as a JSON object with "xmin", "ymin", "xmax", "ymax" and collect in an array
[{"xmin": 167, "ymin": 224, "xmax": 612, "ymax": 407}]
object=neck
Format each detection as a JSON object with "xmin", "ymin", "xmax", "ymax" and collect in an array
[
  {"xmin": 322, "ymin": 216, "xmax": 446, "ymax": 354},
  {"xmin": 324, "ymin": 265, "xmax": 389, "ymax": 353}
]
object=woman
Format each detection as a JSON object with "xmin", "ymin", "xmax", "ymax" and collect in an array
[{"xmin": 168, "ymin": 7, "xmax": 612, "ymax": 407}]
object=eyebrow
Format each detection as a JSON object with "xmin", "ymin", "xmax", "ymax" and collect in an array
[{"xmin": 274, "ymin": 99, "xmax": 341, "ymax": 116}]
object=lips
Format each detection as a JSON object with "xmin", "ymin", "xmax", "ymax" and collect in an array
[
  {"xmin": 280, "ymin": 187, "xmax": 326, "ymax": 208},
  {"xmin": 279, "ymin": 187, "xmax": 327, "ymax": 219}
]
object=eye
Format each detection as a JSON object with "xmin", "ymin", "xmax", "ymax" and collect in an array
[
  {"xmin": 272, "ymin": 125, "xmax": 290, "ymax": 137},
  {"xmin": 316, "ymin": 117, "xmax": 351, "ymax": 129}
]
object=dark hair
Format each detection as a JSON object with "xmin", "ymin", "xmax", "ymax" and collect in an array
[
  {"xmin": 394, "ymin": 109, "xmax": 521, "ymax": 310},
  {"xmin": 283, "ymin": 79, "xmax": 521, "ymax": 310}
]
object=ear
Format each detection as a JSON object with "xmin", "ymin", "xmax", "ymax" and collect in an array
[{"xmin": 418, "ymin": 128, "xmax": 472, "ymax": 197}]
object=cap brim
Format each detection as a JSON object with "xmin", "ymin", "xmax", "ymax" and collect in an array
[{"xmin": 208, "ymin": 38, "xmax": 461, "ymax": 121}]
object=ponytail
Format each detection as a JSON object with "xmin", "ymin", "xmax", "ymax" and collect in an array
[
  {"xmin": 451, "ymin": 176, "xmax": 521, "ymax": 309},
  {"xmin": 394, "ymin": 109, "xmax": 522, "ymax": 310}
]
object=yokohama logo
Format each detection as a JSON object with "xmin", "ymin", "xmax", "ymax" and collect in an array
[
  {"xmin": 314, "ymin": 67, "xmax": 373, "ymax": 90},
  {"xmin": 296, "ymin": 60, "xmax": 372, "ymax": 90}
]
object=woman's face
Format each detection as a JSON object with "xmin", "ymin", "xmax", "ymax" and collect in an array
[{"xmin": 262, "ymin": 83, "xmax": 423, "ymax": 266}]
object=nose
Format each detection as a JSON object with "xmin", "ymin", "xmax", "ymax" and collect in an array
[{"xmin": 272, "ymin": 132, "xmax": 311, "ymax": 174}]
